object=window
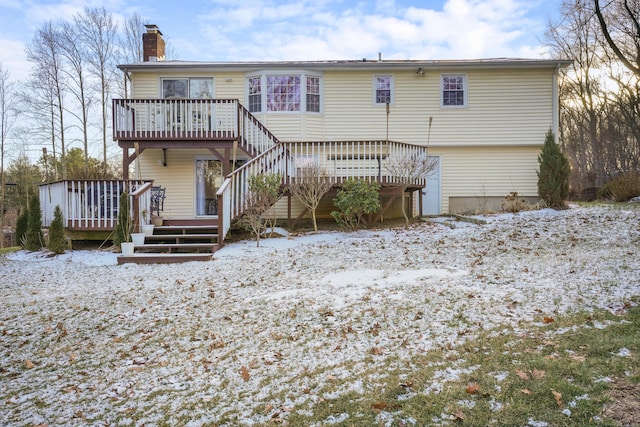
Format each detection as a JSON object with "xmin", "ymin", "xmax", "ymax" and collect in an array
[
  {"xmin": 374, "ymin": 75, "xmax": 392, "ymax": 104},
  {"xmin": 306, "ymin": 76, "xmax": 320, "ymax": 113},
  {"xmin": 441, "ymin": 74, "xmax": 466, "ymax": 107},
  {"xmin": 248, "ymin": 76, "xmax": 262, "ymax": 112},
  {"xmin": 162, "ymin": 79, "xmax": 187, "ymax": 98},
  {"xmin": 161, "ymin": 78, "xmax": 214, "ymax": 99},
  {"xmin": 267, "ymin": 75, "xmax": 301, "ymax": 111},
  {"xmin": 189, "ymin": 78, "xmax": 213, "ymax": 98},
  {"xmin": 247, "ymin": 73, "xmax": 322, "ymax": 113}
]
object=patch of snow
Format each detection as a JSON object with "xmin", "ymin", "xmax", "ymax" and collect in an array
[
  {"xmin": 1, "ymin": 205, "xmax": 639, "ymax": 424},
  {"xmin": 613, "ymin": 347, "xmax": 632, "ymax": 357},
  {"xmin": 528, "ymin": 419, "xmax": 549, "ymax": 427}
]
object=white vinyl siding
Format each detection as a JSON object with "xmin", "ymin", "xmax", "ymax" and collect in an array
[
  {"xmin": 435, "ymin": 145, "xmax": 542, "ymax": 213},
  {"xmin": 127, "ymin": 65, "xmax": 556, "ymax": 215}
]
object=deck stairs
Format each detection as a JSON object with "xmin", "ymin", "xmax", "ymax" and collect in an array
[{"xmin": 117, "ymin": 220, "xmax": 219, "ymax": 264}]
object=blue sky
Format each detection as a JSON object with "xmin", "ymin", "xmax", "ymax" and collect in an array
[{"xmin": 0, "ymin": 0, "xmax": 562, "ymax": 80}]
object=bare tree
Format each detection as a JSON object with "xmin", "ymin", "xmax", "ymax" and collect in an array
[
  {"xmin": 0, "ymin": 64, "xmax": 19, "ymax": 248},
  {"xmin": 289, "ymin": 163, "xmax": 333, "ymax": 232},
  {"xmin": 384, "ymin": 152, "xmax": 438, "ymax": 228},
  {"xmin": 58, "ymin": 21, "xmax": 92, "ymax": 176},
  {"xmin": 76, "ymin": 7, "xmax": 118, "ymax": 174},
  {"xmin": 120, "ymin": 12, "xmax": 145, "ymax": 64},
  {"xmin": 546, "ymin": 0, "xmax": 640, "ymax": 196},
  {"xmin": 235, "ymin": 174, "xmax": 282, "ymax": 247},
  {"xmin": 546, "ymin": 0, "xmax": 609, "ymax": 191},
  {"xmin": 26, "ymin": 22, "xmax": 69, "ymax": 179},
  {"xmin": 594, "ymin": 0, "xmax": 640, "ymax": 77}
]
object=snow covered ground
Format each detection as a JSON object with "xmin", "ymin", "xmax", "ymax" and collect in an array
[{"xmin": 0, "ymin": 205, "xmax": 638, "ymax": 426}]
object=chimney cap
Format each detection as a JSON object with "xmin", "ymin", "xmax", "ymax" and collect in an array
[{"xmin": 145, "ymin": 24, "xmax": 162, "ymax": 35}]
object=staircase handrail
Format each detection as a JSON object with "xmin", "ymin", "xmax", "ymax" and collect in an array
[{"xmin": 216, "ymin": 142, "xmax": 292, "ymax": 242}]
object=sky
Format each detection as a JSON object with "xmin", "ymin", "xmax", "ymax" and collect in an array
[{"xmin": 0, "ymin": 0, "xmax": 563, "ymax": 81}]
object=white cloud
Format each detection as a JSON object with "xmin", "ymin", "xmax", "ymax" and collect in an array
[{"xmin": 192, "ymin": 0, "xmax": 549, "ymax": 61}]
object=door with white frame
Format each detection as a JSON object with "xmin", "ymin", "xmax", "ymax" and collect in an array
[
  {"xmin": 196, "ymin": 159, "xmax": 224, "ymax": 216},
  {"xmin": 421, "ymin": 156, "xmax": 441, "ymax": 215}
]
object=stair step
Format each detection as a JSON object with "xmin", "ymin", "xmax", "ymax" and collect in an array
[
  {"xmin": 135, "ymin": 243, "xmax": 217, "ymax": 249},
  {"xmin": 145, "ymin": 233, "xmax": 218, "ymax": 242},
  {"xmin": 118, "ymin": 253, "xmax": 213, "ymax": 264},
  {"xmin": 155, "ymin": 225, "xmax": 218, "ymax": 232},
  {"xmin": 134, "ymin": 243, "xmax": 217, "ymax": 253}
]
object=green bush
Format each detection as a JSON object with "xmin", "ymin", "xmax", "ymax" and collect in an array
[
  {"xmin": 598, "ymin": 172, "xmax": 640, "ymax": 202},
  {"xmin": 113, "ymin": 191, "xmax": 131, "ymax": 246},
  {"xmin": 25, "ymin": 196, "xmax": 44, "ymax": 251},
  {"xmin": 47, "ymin": 205, "xmax": 67, "ymax": 254},
  {"xmin": 537, "ymin": 129, "xmax": 570, "ymax": 208},
  {"xmin": 15, "ymin": 208, "xmax": 28, "ymax": 248},
  {"xmin": 331, "ymin": 178, "xmax": 381, "ymax": 230}
]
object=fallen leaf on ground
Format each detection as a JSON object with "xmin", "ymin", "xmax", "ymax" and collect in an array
[
  {"xmin": 531, "ymin": 368, "xmax": 546, "ymax": 379},
  {"xmin": 515, "ymin": 369, "xmax": 529, "ymax": 380},
  {"xmin": 466, "ymin": 382, "xmax": 480, "ymax": 394},
  {"xmin": 543, "ymin": 316, "xmax": 555, "ymax": 324},
  {"xmin": 552, "ymin": 389, "xmax": 563, "ymax": 406},
  {"xmin": 521, "ymin": 388, "xmax": 532, "ymax": 395},
  {"xmin": 241, "ymin": 365, "xmax": 250, "ymax": 382},
  {"xmin": 454, "ymin": 410, "xmax": 465, "ymax": 420},
  {"xmin": 372, "ymin": 401, "xmax": 387, "ymax": 411}
]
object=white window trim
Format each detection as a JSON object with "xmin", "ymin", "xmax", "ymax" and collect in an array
[
  {"xmin": 245, "ymin": 71, "xmax": 323, "ymax": 114},
  {"xmin": 373, "ymin": 75, "xmax": 394, "ymax": 106},
  {"xmin": 440, "ymin": 73, "xmax": 467, "ymax": 108}
]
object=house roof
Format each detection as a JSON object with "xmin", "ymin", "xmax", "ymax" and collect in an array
[{"xmin": 118, "ymin": 57, "xmax": 573, "ymax": 73}]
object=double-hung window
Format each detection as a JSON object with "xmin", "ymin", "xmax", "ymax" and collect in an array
[
  {"xmin": 441, "ymin": 74, "xmax": 466, "ymax": 107},
  {"xmin": 248, "ymin": 76, "xmax": 262, "ymax": 112},
  {"xmin": 247, "ymin": 73, "xmax": 322, "ymax": 113},
  {"xmin": 374, "ymin": 75, "xmax": 393, "ymax": 104},
  {"xmin": 306, "ymin": 76, "xmax": 320, "ymax": 113}
]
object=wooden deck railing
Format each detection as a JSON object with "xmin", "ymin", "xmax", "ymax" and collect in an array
[
  {"xmin": 113, "ymin": 98, "xmax": 238, "ymax": 141},
  {"xmin": 112, "ymin": 99, "xmax": 279, "ymax": 158},
  {"xmin": 39, "ymin": 180, "xmax": 152, "ymax": 231},
  {"xmin": 216, "ymin": 140, "xmax": 429, "ymax": 243}
]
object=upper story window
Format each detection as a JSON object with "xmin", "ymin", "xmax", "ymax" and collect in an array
[
  {"xmin": 267, "ymin": 75, "xmax": 301, "ymax": 111},
  {"xmin": 374, "ymin": 75, "xmax": 393, "ymax": 104},
  {"xmin": 441, "ymin": 74, "xmax": 466, "ymax": 107},
  {"xmin": 247, "ymin": 73, "xmax": 322, "ymax": 113},
  {"xmin": 306, "ymin": 76, "xmax": 320, "ymax": 113},
  {"xmin": 161, "ymin": 78, "xmax": 214, "ymax": 99},
  {"xmin": 248, "ymin": 76, "xmax": 262, "ymax": 113}
]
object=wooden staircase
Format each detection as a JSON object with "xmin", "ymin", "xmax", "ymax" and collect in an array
[{"xmin": 117, "ymin": 220, "xmax": 219, "ymax": 264}]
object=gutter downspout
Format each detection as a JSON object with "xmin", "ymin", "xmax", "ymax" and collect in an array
[{"xmin": 552, "ymin": 62, "xmax": 562, "ymax": 142}]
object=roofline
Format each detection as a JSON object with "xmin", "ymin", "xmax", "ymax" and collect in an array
[{"xmin": 118, "ymin": 58, "xmax": 573, "ymax": 73}]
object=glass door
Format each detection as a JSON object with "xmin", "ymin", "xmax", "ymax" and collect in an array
[{"xmin": 196, "ymin": 159, "xmax": 224, "ymax": 216}]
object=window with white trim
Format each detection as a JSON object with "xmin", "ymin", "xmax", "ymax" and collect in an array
[
  {"xmin": 306, "ymin": 76, "xmax": 320, "ymax": 113},
  {"xmin": 267, "ymin": 75, "xmax": 301, "ymax": 111},
  {"xmin": 161, "ymin": 78, "xmax": 214, "ymax": 99},
  {"xmin": 441, "ymin": 74, "xmax": 466, "ymax": 107},
  {"xmin": 246, "ymin": 73, "xmax": 322, "ymax": 113},
  {"xmin": 374, "ymin": 75, "xmax": 392, "ymax": 104},
  {"xmin": 248, "ymin": 76, "xmax": 262, "ymax": 113}
]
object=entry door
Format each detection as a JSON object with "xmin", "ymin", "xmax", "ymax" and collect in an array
[
  {"xmin": 421, "ymin": 156, "xmax": 441, "ymax": 215},
  {"xmin": 196, "ymin": 159, "xmax": 224, "ymax": 216}
]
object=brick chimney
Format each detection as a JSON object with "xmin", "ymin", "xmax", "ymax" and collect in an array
[{"xmin": 143, "ymin": 24, "xmax": 165, "ymax": 62}]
